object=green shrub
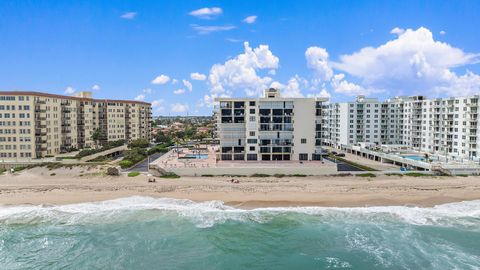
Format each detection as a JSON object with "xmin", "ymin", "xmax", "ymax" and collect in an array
[
  {"xmin": 0, "ymin": 168, "xmax": 5, "ymax": 175},
  {"xmin": 119, "ymin": 160, "xmax": 134, "ymax": 169},
  {"xmin": 385, "ymin": 173, "xmax": 403, "ymax": 177},
  {"xmin": 251, "ymin": 173, "xmax": 270, "ymax": 177},
  {"xmin": 201, "ymin": 174, "xmax": 214, "ymax": 177},
  {"xmin": 50, "ymin": 173, "xmax": 56, "ymax": 176},
  {"xmin": 128, "ymin": 171, "xmax": 140, "ymax": 177},
  {"xmin": 357, "ymin": 173, "xmax": 376, "ymax": 177},
  {"xmin": 160, "ymin": 173, "xmax": 180, "ymax": 179},
  {"xmin": 13, "ymin": 166, "xmax": 27, "ymax": 172},
  {"xmin": 404, "ymin": 172, "xmax": 431, "ymax": 177},
  {"xmin": 273, "ymin": 174, "xmax": 285, "ymax": 178},
  {"xmin": 128, "ymin": 139, "xmax": 149, "ymax": 149},
  {"xmin": 290, "ymin": 174, "xmax": 307, "ymax": 177}
]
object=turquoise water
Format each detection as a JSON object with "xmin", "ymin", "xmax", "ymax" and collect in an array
[
  {"xmin": 184, "ymin": 153, "xmax": 209, "ymax": 159},
  {"xmin": 1, "ymin": 197, "xmax": 480, "ymax": 269},
  {"xmin": 402, "ymin": 155, "xmax": 425, "ymax": 161}
]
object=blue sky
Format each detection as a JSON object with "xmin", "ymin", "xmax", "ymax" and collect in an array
[{"xmin": 1, "ymin": 1, "xmax": 479, "ymax": 115}]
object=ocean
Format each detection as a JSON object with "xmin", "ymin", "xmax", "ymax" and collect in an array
[{"xmin": 1, "ymin": 196, "xmax": 479, "ymax": 269}]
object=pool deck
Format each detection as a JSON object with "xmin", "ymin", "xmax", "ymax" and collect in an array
[{"xmin": 149, "ymin": 146, "xmax": 338, "ymax": 176}]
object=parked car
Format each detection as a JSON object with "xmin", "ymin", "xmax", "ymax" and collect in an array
[{"xmin": 331, "ymin": 151, "xmax": 338, "ymax": 155}]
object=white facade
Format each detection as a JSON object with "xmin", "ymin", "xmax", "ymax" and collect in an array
[
  {"xmin": 325, "ymin": 95, "xmax": 480, "ymax": 161},
  {"xmin": 216, "ymin": 88, "xmax": 328, "ymax": 161}
]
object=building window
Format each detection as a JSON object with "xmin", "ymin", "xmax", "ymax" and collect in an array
[
  {"xmin": 301, "ymin": 138, "xmax": 307, "ymax": 144},
  {"xmin": 249, "ymin": 146, "xmax": 255, "ymax": 151},
  {"xmin": 249, "ymin": 101, "xmax": 256, "ymax": 106},
  {"xmin": 299, "ymin": 153, "xmax": 308, "ymax": 160}
]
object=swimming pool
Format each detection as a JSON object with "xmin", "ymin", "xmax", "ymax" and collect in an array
[
  {"xmin": 402, "ymin": 155, "xmax": 425, "ymax": 161},
  {"xmin": 184, "ymin": 154, "xmax": 209, "ymax": 159}
]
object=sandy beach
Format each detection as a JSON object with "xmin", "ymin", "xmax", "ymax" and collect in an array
[{"xmin": 1, "ymin": 166, "xmax": 480, "ymax": 208}]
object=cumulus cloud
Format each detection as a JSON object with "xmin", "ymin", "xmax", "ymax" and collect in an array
[
  {"xmin": 183, "ymin": 79, "xmax": 193, "ymax": 92},
  {"xmin": 190, "ymin": 72, "xmax": 206, "ymax": 80},
  {"xmin": 330, "ymin": 73, "xmax": 371, "ymax": 96},
  {"xmin": 64, "ymin": 86, "xmax": 75, "ymax": 94},
  {"xmin": 440, "ymin": 30, "xmax": 446, "ymax": 35},
  {"xmin": 206, "ymin": 41, "xmax": 279, "ymax": 102},
  {"xmin": 91, "ymin": 84, "xmax": 100, "ymax": 91},
  {"xmin": 134, "ymin": 94, "xmax": 145, "ymax": 101},
  {"xmin": 189, "ymin": 7, "xmax": 222, "ymax": 19},
  {"xmin": 390, "ymin": 27, "xmax": 405, "ymax": 35},
  {"xmin": 305, "ymin": 47, "xmax": 334, "ymax": 84},
  {"xmin": 173, "ymin": 89, "xmax": 185, "ymax": 95},
  {"xmin": 332, "ymin": 27, "xmax": 480, "ymax": 96},
  {"xmin": 151, "ymin": 74, "xmax": 170, "ymax": 85},
  {"xmin": 120, "ymin": 12, "xmax": 137, "ymax": 20},
  {"xmin": 191, "ymin": 24, "xmax": 235, "ymax": 34},
  {"xmin": 243, "ymin": 15, "xmax": 257, "ymax": 24},
  {"xmin": 270, "ymin": 76, "xmax": 307, "ymax": 98},
  {"xmin": 171, "ymin": 103, "xmax": 189, "ymax": 113}
]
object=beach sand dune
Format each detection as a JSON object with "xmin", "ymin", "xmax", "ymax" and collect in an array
[{"xmin": 1, "ymin": 166, "xmax": 480, "ymax": 208}]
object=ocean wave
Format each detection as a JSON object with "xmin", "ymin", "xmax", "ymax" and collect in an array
[{"xmin": 1, "ymin": 196, "xmax": 480, "ymax": 228}]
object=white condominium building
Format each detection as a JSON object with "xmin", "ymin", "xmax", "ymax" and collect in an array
[
  {"xmin": 325, "ymin": 95, "xmax": 480, "ymax": 161},
  {"xmin": 215, "ymin": 88, "xmax": 328, "ymax": 161},
  {"xmin": 0, "ymin": 91, "xmax": 152, "ymax": 159}
]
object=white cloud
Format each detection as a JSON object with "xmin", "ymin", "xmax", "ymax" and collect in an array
[
  {"xmin": 134, "ymin": 94, "xmax": 145, "ymax": 101},
  {"xmin": 270, "ymin": 76, "xmax": 306, "ymax": 98},
  {"xmin": 64, "ymin": 86, "xmax": 75, "ymax": 94},
  {"xmin": 330, "ymin": 73, "xmax": 371, "ymax": 96},
  {"xmin": 142, "ymin": 88, "xmax": 152, "ymax": 94},
  {"xmin": 171, "ymin": 103, "xmax": 189, "ymax": 113},
  {"xmin": 305, "ymin": 47, "xmax": 333, "ymax": 83},
  {"xmin": 390, "ymin": 27, "xmax": 405, "ymax": 35},
  {"xmin": 120, "ymin": 12, "xmax": 137, "ymax": 20},
  {"xmin": 151, "ymin": 74, "xmax": 170, "ymax": 85},
  {"xmin": 173, "ymin": 89, "xmax": 186, "ymax": 95},
  {"xmin": 225, "ymin": 38, "xmax": 243, "ymax": 43},
  {"xmin": 243, "ymin": 15, "xmax": 257, "ymax": 24},
  {"xmin": 191, "ymin": 24, "xmax": 235, "ymax": 35},
  {"xmin": 207, "ymin": 41, "xmax": 279, "ymax": 102},
  {"xmin": 183, "ymin": 79, "xmax": 193, "ymax": 92},
  {"xmin": 151, "ymin": 99, "xmax": 165, "ymax": 114},
  {"xmin": 91, "ymin": 84, "xmax": 100, "ymax": 91},
  {"xmin": 189, "ymin": 7, "xmax": 222, "ymax": 19},
  {"xmin": 171, "ymin": 79, "xmax": 178, "ymax": 84},
  {"xmin": 440, "ymin": 30, "xmax": 446, "ymax": 35},
  {"xmin": 332, "ymin": 27, "xmax": 480, "ymax": 95},
  {"xmin": 190, "ymin": 72, "xmax": 206, "ymax": 81}
]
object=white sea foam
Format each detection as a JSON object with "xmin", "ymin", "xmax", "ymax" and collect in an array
[{"xmin": 1, "ymin": 196, "xmax": 480, "ymax": 228}]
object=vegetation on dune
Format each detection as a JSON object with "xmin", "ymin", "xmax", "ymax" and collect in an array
[
  {"xmin": 128, "ymin": 171, "xmax": 140, "ymax": 177},
  {"xmin": 404, "ymin": 172, "xmax": 433, "ymax": 177},
  {"xmin": 76, "ymin": 139, "xmax": 126, "ymax": 158},
  {"xmin": 160, "ymin": 173, "xmax": 180, "ymax": 179},
  {"xmin": 357, "ymin": 173, "xmax": 377, "ymax": 177}
]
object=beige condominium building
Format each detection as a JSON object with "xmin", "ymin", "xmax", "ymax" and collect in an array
[
  {"xmin": 0, "ymin": 91, "xmax": 151, "ymax": 160},
  {"xmin": 215, "ymin": 88, "xmax": 328, "ymax": 161}
]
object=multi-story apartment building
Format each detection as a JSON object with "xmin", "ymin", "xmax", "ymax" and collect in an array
[
  {"xmin": 0, "ymin": 91, "xmax": 151, "ymax": 159},
  {"xmin": 324, "ymin": 95, "xmax": 480, "ymax": 161},
  {"xmin": 322, "ymin": 96, "xmax": 383, "ymax": 147},
  {"xmin": 215, "ymin": 88, "xmax": 328, "ymax": 161}
]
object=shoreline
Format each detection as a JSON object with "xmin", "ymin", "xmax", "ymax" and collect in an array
[{"xmin": 1, "ymin": 166, "xmax": 480, "ymax": 208}]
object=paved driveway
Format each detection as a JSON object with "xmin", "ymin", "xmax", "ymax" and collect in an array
[{"xmin": 126, "ymin": 152, "xmax": 165, "ymax": 172}]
